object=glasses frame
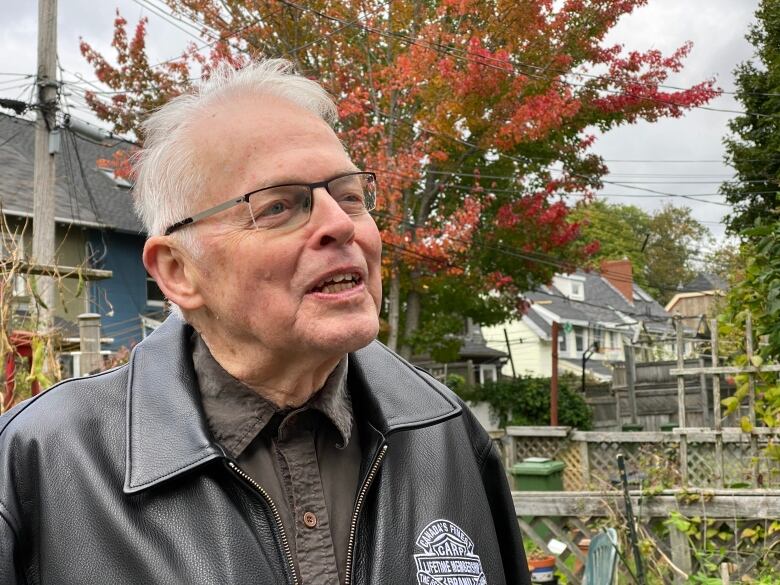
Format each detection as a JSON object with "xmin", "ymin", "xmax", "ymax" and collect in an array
[{"xmin": 164, "ymin": 171, "xmax": 377, "ymax": 236}]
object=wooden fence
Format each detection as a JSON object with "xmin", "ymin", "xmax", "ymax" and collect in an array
[
  {"xmin": 503, "ymin": 316, "xmax": 780, "ymax": 582},
  {"xmin": 502, "ymin": 426, "xmax": 780, "ymax": 491},
  {"xmin": 513, "ymin": 489, "xmax": 780, "ymax": 584},
  {"xmin": 591, "ymin": 358, "xmax": 740, "ymax": 432}
]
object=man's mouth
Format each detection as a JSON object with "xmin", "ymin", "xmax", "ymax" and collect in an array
[{"xmin": 309, "ymin": 272, "xmax": 363, "ymax": 294}]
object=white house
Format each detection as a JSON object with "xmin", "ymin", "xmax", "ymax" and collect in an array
[{"xmin": 483, "ymin": 259, "xmax": 673, "ymax": 382}]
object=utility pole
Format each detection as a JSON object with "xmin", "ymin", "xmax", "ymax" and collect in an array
[
  {"xmin": 32, "ymin": 0, "xmax": 59, "ymax": 329},
  {"xmin": 551, "ymin": 321, "xmax": 559, "ymax": 426},
  {"xmin": 503, "ymin": 328, "xmax": 516, "ymax": 378}
]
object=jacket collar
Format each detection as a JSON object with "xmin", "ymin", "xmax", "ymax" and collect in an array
[{"xmin": 124, "ymin": 316, "xmax": 461, "ymax": 494}]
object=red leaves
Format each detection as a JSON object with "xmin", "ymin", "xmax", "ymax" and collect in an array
[
  {"xmin": 495, "ymin": 85, "xmax": 582, "ymax": 148},
  {"xmin": 78, "ymin": 0, "xmax": 717, "ymax": 310},
  {"xmin": 96, "ymin": 149, "xmax": 137, "ymax": 181},
  {"xmin": 589, "ymin": 41, "xmax": 720, "ymax": 122}
]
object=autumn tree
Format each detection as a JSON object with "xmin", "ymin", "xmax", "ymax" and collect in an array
[{"xmin": 80, "ymin": 0, "xmax": 718, "ymax": 358}]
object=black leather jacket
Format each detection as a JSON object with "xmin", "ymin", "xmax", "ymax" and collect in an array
[{"xmin": 0, "ymin": 317, "xmax": 530, "ymax": 584}]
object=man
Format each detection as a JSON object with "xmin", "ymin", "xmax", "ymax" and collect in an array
[{"xmin": 0, "ymin": 60, "xmax": 530, "ymax": 584}]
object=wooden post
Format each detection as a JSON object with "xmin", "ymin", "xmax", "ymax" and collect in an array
[
  {"xmin": 579, "ymin": 441, "xmax": 590, "ymax": 488},
  {"xmin": 32, "ymin": 0, "xmax": 59, "ymax": 329},
  {"xmin": 675, "ymin": 316, "xmax": 689, "ymax": 486},
  {"xmin": 551, "ymin": 321, "xmax": 559, "ymax": 426},
  {"xmin": 719, "ymin": 562, "xmax": 730, "ymax": 584},
  {"xmin": 624, "ymin": 344, "xmax": 639, "ymax": 425},
  {"xmin": 699, "ymin": 357, "xmax": 710, "ymax": 428},
  {"xmin": 502, "ymin": 433, "xmax": 516, "ymax": 473},
  {"xmin": 503, "ymin": 328, "xmax": 516, "ymax": 378},
  {"xmin": 78, "ymin": 313, "xmax": 102, "ymax": 376},
  {"xmin": 711, "ymin": 319, "xmax": 724, "ymax": 488},
  {"xmin": 669, "ymin": 525, "xmax": 693, "ymax": 584},
  {"xmin": 745, "ymin": 313, "xmax": 759, "ymax": 487}
]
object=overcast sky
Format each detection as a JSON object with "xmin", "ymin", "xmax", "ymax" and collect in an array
[{"xmin": 0, "ymin": 0, "xmax": 761, "ymax": 241}]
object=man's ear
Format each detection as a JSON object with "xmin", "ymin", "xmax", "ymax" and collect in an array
[{"xmin": 143, "ymin": 236, "xmax": 205, "ymax": 311}]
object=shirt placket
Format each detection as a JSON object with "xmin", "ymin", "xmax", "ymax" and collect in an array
[{"xmin": 277, "ymin": 416, "xmax": 341, "ymax": 585}]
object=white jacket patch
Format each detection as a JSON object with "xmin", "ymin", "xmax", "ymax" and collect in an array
[{"xmin": 414, "ymin": 519, "xmax": 487, "ymax": 585}]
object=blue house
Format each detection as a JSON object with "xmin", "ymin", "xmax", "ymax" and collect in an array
[{"xmin": 0, "ymin": 112, "xmax": 162, "ymax": 354}]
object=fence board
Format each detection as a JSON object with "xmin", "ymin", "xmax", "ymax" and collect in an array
[{"xmin": 513, "ymin": 490, "xmax": 780, "ymax": 517}]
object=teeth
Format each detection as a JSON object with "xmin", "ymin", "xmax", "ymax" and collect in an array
[
  {"xmin": 315, "ymin": 272, "xmax": 359, "ymax": 289},
  {"xmin": 321, "ymin": 281, "xmax": 358, "ymax": 294}
]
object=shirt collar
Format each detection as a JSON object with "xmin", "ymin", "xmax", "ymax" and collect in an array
[
  {"xmin": 191, "ymin": 331, "xmax": 352, "ymax": 459},
  {"xmin": 123, "ymin": 316, "xmax": 461, "ymax": 494}
]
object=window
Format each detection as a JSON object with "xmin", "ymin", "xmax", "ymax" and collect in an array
[
  {"xmin": 575, "ymin": 327, "xmax": 585, "ymax": 352},
  {"xmin": 551, "ymin": 275, "xmax": 585, "ymax": 301},
  {"xmin": 479, "ymin": 364, "xmax": 497, "ymax": 384},
  {"xmin": 146, "ymin": 272, "xmax": 165, "ymax": 307},
  {"xmin": 98, "ymin": 168, "xmax": 133, "ymax": 189},
  {"xmin": 1, "ymin": 233, "xmax": 27, "ymax": 298},
  {"xmin": 594, "ymin": 326, "xmax": 605, "ymax": 350},
  {"xmin": 558, "ymin": 330, "xmax": 567, "ymax": 353}
]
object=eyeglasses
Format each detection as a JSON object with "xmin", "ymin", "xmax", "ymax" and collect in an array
[{"xmin": 164, "ymin": 171, "xmax": 377, "ymax": 235}]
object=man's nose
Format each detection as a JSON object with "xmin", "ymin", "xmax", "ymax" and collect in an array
[{"xmin": 308, "ymin": 187, "xmax": 356, "ymax": 247}]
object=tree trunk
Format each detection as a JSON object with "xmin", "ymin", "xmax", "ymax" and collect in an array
[
  {"xmin": 400, "ymin": 286, "xmax": 420, "ymax": 360},
  {"xmin": 386, "ymin": 260, "xmax": 401, "ymax": 351}
]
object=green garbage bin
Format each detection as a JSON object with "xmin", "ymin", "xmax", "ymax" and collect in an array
[
  {"xmin": 510, "ymin": 457, "xmax": 566, "ymax": 491},
  {"xmin": 660, "ymin": 422, "xmax": 677, "ymax": 432}
]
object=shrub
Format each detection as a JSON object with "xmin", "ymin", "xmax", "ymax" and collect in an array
[{"xmin": 455, "ymin": 375, "xmax": 593, "ymax": 430}]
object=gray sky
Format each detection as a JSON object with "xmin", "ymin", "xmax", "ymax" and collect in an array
[{"xmin": 0, "ymin": 0, "xmax": 761, "ymax": 241}]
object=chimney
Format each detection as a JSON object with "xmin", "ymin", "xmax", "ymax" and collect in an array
[{"xmin": 600, "ymin": 259, "xmax": 634, "ymax": 303}]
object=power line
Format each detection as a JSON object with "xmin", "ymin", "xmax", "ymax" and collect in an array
[
  {"xmin": 373, "ymin": 201, "xmax": 718, "ymax": 285},
  {"xmin": 381, "ymin": 240, "xmax": 676, "ymax": 324},
  {"xmin": 372, "ymin": 167, "xmax": 738, "ymax": 204},
  {"xmin": 369, "ymin": 107, "xmax": 735, "ymax": 207},
  {"xmin": 74, "ymin": 0, "xmax": 762, "ymax": 119},
  {"xmin": 600, "ymin": 158, "xmax": 780, "ymax": 164},
  {"xmin": 129, "ymin": 0, "xmax": 214, "ymax": 43},
  {"xmin": 277, "ymin": 0, "xmax": 774, "ymax": 120},
  {"xmin": 137, "ymin": 0, "xmax": 217, "ymax": 38}
]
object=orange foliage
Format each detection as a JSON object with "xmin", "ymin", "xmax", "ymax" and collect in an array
[{"xmin": 79, "ymin": 0, "xmax": 719, "ymax": 330}]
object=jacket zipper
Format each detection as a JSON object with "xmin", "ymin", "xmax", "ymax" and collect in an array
[
  {"xmin": 344, "ymin": 443, "xmax": 388, "ymax": 585},
  {"xmin": 227, "ymin": 461, "xmax": 299, "ymax": 585}
]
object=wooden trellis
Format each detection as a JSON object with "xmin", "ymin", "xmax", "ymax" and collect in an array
[
  {"xmin": 669, "ymin": 315, "xmax": 780, "ymax": 488},
  {"xmin": 514, "ymin": 490, "xmax": 780, "ymax": 584},
  {"xmin": 502, "ymin": 426, "xmax": 780, "ymax": 490}
]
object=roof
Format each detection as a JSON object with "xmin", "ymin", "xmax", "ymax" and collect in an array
[
  {"xmin": 0, "ymin": 113, "xmax": 143, "ymax": 234},
  {"xmin": 560, "ymin": 357, "xmax": 614, "ymax": 380},
  {"xmin": 525, "ymin": 269, "xmax": 672, "ymax": 335},
  {"xmin": 680, "ymin": 272, "xmax": 728, "ymax": 293},
  {"xmin": 459, "ymin": 336, "xmax": 507, "ymax": 360}
]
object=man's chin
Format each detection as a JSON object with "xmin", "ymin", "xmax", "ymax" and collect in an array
[{"xmin": 307, "ymin": 318, "xmax": 380, "ymax": 356}]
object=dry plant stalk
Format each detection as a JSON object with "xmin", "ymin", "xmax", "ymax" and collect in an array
[{"xmin": 0, "ymin": 211, "xmax": 90, "ymax": 413}]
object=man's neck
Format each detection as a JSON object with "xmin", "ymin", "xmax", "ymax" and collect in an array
[{"xmin": 195, "ymin": 328, "xmax": 342, "ymax": 409}]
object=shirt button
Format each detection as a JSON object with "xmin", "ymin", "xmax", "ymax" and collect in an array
[{"xmin": 303, "ymin": 512, "xmax": 318, "ymax": 528}]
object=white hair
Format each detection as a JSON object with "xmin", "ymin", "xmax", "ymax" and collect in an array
[{"xmin": 132, "ymin": 59, "xmax": 339, "ymax": 243}]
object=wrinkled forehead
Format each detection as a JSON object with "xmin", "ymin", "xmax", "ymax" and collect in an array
[{"xmin": 186, "ymin": 93, "xmax": 351, "ymax": 206}]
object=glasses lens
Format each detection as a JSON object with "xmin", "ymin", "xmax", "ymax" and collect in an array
[
  {"xmin": 329, "ymin": 173, "xmax": 376, "ymax": 215},
  {"xmin": 246, "ymin": 185, "xmax": 312, "ymax": 231}
]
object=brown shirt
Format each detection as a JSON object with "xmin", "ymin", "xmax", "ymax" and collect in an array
[{"xmin": 192, "ymin": 333, "xmax": 362, "ymax": 585}]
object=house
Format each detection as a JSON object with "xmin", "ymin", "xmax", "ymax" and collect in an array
[
  {"xmin": 665, "ymin": 272, "xmax": 728, "ymax": 333},
  {"xmin": 0, "ymin": 112, "xmax": 162, "ymax": 365},
  {"xmin": 412, "ymin": 318, "xmax": 508, "ymax": 387},
  {"xmin": 483, "ymin": 259, "xmax": 673, "ymax": 382}
]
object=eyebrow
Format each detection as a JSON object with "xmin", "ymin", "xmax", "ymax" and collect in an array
[{"xmin": 253, "ymin": 168, "xmax": 363, "ymax": 189}]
